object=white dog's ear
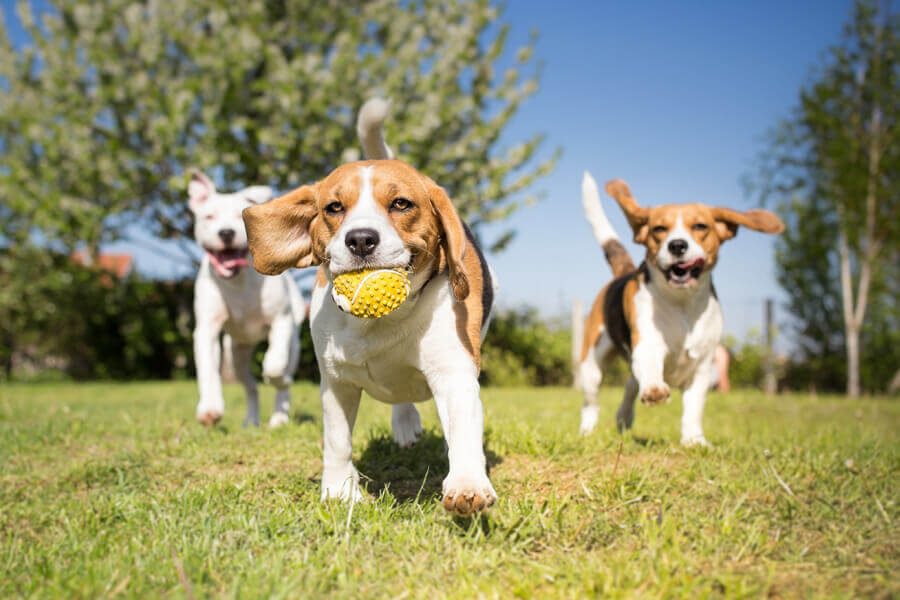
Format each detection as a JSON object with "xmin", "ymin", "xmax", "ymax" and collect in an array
[
  {"xmin": 242, "ymin": 185, "xmax": 273, "ymax": 205},
  {"xmin": 188, "ymin": 170, "xmax": 216, "ymax": 212}
]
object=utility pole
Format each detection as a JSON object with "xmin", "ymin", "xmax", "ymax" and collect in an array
[{"xmin": 763, "ymin": 298, "xmax": 777, "ymax": 395}]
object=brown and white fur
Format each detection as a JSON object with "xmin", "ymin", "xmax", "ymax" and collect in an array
[
  {"xmin": 241, "ymin": 99, "xmax": 498, "ymax": 516},
  {"xmin": 576, "ymin": 172, "xmax": 783, "ymax": 445}
]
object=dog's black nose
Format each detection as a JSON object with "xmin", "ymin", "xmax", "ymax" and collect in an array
[
  {"xmin": 345, "ymin": 228, "xmax": 380, "ymax": 257},
  {"xmin": 668, "ymin": 239, "xmax": 688, "ymax": 257},
  {"xmin": 218, "ymin": 228, "xmax": 236, "ymax": 245}
]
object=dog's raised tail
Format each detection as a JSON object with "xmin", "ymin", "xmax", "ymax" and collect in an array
[
  {"xmin": 582, "ymin": 171, "xmax": 634, "ymax": 278},
  {"xmin": 357, "ymin": 97, "xmax": 394, "ymax": 160}
]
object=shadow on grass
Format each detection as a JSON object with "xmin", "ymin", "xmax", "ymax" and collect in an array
[
  {"xmin": 630, "ymin": 436, "xmax": 669, "ymax": 448},
  {"xmin": 291, "ymin": 411, "xmax": 317, "ymax": 425},
  {"xmin": 356, "ymin": 429, "xmax": 503, "ymax": 506}
]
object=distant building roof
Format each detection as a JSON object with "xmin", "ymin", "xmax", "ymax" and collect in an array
[{"xmin": 71, "ymin": 250, "xmax": 134, "ymax": 279}]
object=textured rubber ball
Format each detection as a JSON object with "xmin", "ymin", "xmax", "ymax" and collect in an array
[{"xmin": 331, "ymin": 268, "xmax": 410, "ymax": 318}]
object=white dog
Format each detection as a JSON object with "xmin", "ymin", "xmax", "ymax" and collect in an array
[
  {"xmin": 189, "ymin": 171, "xmax": 306, "ymax": 427},
  {"xmin": 241, "ymin": 99, "xmax": 499, "ymax": 516}
]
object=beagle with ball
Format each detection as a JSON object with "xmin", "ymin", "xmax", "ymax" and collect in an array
[
  {"xmin": 242, "ymin": 99, "xmax": 497, "ymax": 516},
  {"xmin": 576, "ymin": 172, "xmax": 783, "ymax": 445}
]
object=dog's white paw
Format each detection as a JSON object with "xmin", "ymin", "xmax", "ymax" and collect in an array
[
  {"xmin": 579, "ymin": 405, "xmax": 599, "ymax": 435},
  {"xmin": 268, "ymin": 412, "xmax": 290, "ymax": 428},
  {"xmin": 321, "ymin": 472, "xmax": 366, "ymax": 503},
  {"xmin": 681, "ymin": 435, "xmax": 710, "ymax": 448},
  {"xmin": 442, "ymin": 472, "xmax": 497, "ymax": 516},
  {"xmin": 263, "ymin": 372, "xmax": 292, "ymax": 389},
  {"xmin": 640, "ymin": 383, "xmax": 670, "ymax": 406},
  {"xmin": 391, "ymin": 404, "xmax": 423, "ymax": 448},
  {"xmin": 196, "ymin": 410, "xmax": 222, "ymax": 427}
]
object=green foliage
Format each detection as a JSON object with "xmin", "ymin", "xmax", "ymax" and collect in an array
[
  {"xmin": 479, "ymin": 308, "xmax": 628, "ymax": 387},
  {"xmin": 722, "ymin": 332, "xmax": 767, "ymax": 390},
  {"xmin": 0, "ymin": 246, "xmax": 194, "ymax": 380},
  {"xmin": 0, "ymin": 0, "xmax": 558, "ymax": 383},
  {"xmin": 480, "ymin": 308, "xmax": 571, "ymax": 386},
  {"xmin": 0, "ymin": 0, "xmax": 558, "ymax": 253},
  {"xmin": 1, "ymin": 382, "xmax": 897, "ymax": 597},
  {"xmin": 749, "ymin": 0, "xmax": 899, "ymax": 392}
]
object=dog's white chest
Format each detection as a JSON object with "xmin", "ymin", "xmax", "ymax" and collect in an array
[
  {"xmin": 310, "ymin": 284, "xmax": 436, "ymax": 404},
  {"xmin": 636, "ymin": 281, "xmax": 723, "ymax": 389},
  {"xmin": 340, "ymin": 359, "xmax": 432, "ymax": 404}
]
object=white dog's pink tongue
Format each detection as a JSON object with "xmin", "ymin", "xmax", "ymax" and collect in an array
[
  {"xmin": 208, "ymin": 249, "xmax": 249, "ymax": 277},
  {"xmin": 221, "ymin": 256, "xmax": 249, "ymax": 269}
]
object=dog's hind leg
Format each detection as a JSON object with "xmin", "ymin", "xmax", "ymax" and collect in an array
[
  {"xmin": 578, "ymin": 330, "xmax": 613, "ymax": 434},
  {"xmin": 228, "ymin": 339, "xmax": 259, "ymax": 427},
  {"xmin": 269, "ymin": 389, "xmax": 291, "ymax": 428},
  {"xmin": 616, "ymin": 376, "xmax": 639, "ymax": 433},
  {"xmin": 263, "ymin": 315, "xmax": 299, "ymax": 428},
  {"xmin": 391, "ymin": 403, "xmax": 423, "ymax": 448}
]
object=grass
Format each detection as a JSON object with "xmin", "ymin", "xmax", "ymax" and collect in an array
[{"xmin": 0, "ymin": 381, "xmax": 897, "ymax": 599}]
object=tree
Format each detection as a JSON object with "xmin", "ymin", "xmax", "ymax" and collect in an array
[
  {"xmin": 751, "ymin": 0, "xmax": 898, "ymax": 396},
  {"xmin": 0, "ymin": 0, "xmax": 558, "ymax": 260}
]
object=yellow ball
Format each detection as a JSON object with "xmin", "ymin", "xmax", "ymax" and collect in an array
[{"xmin": 332, "ymin": 268, "xmax": 410, "ymax": 318}]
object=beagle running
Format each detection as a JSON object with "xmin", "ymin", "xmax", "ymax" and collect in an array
[
  {"xmin": 241, "ymin": 100, "xmax": 498, "ymax": 516},
  {"xmin": 576, "ymin": 172, "xmax": 783, "ymax": 445}
]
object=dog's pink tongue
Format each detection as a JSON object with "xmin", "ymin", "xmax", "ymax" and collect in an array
[
  {"xmin": 221, "ymin": 256, "xmax": 249, "ymax": 269},
  {"xmin": 207, "ymin": 250, "xmax": 246, "ymax": 277},
  {"xmin": 683, "ymin": 257, "xmax": 706, "ymax": 269}
]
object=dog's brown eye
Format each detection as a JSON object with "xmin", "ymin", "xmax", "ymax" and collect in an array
[
  {"xmin": 692, "ymin": 223, "xmax": 708, "ymax": 232},
  {"xmin": 325, "ymin": 201, "xmax": 344, "ymax": 215},
  {"xmin": 391, "ymin": 198, "xmax": 412, "ymax": 212},
  {"xmin": 652, "ymin": 225, "xmax": 668, "ymax": 235}
]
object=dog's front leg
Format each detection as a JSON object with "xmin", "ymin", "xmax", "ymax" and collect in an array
[
  {"xmin": 680, "ymin": 357, "xmax": 713, "ymax": 446},
  {"xmin": 194, "ymin": 320, "xmax": 225, "ymax": 426},
  {"xmin": 429, "ymin": 367, "xmax": 497, "ymax": 516},
  {"xmin": 631, "ymin": 336, "xmax": 670, "ymax": 406},
  {"xmin": 320, "ymin": 376, "xmax": 364, "ymax": 502}
]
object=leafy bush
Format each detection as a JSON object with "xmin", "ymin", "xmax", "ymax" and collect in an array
[
  {"xmin": 1, "ymin": 247, "xmax": 194, "ymax": 380},
  {"xmin": 480, "ymin": 308, "xmax": 573, "ymax": 387},
  {"xmin": 722, "ymin": 332, "xmax": 768, "ymax": 390}
]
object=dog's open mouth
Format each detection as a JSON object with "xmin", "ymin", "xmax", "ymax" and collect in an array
[
  {"xmin": 207, "ymin": 247, "xmax": 250, "ymax": 278},
  {"xmin": 665, "ymin": 257, "xmax": 705, "ymax": 287}
]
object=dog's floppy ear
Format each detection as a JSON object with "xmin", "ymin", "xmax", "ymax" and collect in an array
[
  {"xmin": 424, "ymin": 177, "xmax": 469, "ymax": 301},
  {"xmin": 188, "ymin": 170, "xmax": 216, "ymax": 212},
  {"xmin": 711, "ymin": 207, "xmax": 785, "ymax": 241},
  {"xmin": 606, "ymin": 179, "xmax": 650, "ymax": 243},
  {"xmin": 241, "ymin": 185, "xmax": 273, "ymax": 205},
  {"xmin": 242, "ymin": 184, "xmax": 321, "ymax": 274}
]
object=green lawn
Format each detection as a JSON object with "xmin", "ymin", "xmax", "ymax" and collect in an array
[{"xmin": 1, "ymin": 382, "xmax": 897, "ymax": 598}]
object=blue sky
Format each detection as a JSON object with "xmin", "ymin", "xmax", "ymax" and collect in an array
[{"xmin": 3, "ymin": 0, "xmax": 853, "ymax": 341}]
